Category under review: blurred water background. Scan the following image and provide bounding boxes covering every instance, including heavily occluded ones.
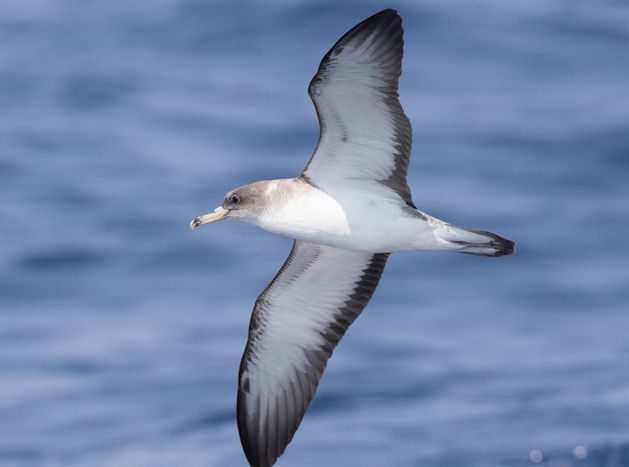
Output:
[1,0,629,466]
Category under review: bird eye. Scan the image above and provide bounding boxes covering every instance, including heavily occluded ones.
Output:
[230,194,241,205]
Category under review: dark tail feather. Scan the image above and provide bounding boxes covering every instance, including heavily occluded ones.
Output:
[438,224,516,257]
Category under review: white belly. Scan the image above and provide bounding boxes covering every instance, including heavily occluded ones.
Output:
[253,180,442,253]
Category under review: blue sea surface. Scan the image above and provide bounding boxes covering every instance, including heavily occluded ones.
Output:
[1,1,629,466]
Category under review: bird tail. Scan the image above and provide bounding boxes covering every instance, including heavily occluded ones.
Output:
[430,219,516,257]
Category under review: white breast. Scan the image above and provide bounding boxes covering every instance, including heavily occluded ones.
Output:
[258,182,351,239]
[253,179,439,253]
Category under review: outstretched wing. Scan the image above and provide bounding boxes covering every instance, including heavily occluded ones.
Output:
[303,9,414,208]
[237,240,389,467]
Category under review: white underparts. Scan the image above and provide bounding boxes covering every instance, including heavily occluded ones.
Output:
[249,178,457,253]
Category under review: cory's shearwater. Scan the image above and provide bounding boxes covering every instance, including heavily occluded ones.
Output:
[190,9,515,467]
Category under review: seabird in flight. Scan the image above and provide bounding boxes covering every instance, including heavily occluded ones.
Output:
[190,8,515,467]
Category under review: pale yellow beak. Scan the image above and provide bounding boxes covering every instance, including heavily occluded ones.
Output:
[190,206,229,229]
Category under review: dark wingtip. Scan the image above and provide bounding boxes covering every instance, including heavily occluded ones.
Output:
[363,8,401,27]
[375,8,399,16]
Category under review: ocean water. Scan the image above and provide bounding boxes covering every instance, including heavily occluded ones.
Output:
[1,1,629,466]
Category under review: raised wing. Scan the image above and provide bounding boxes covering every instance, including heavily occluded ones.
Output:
[237,241,389,467]
[303,9,415,207]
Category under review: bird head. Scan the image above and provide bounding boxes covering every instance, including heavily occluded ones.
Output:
[189,182,267,229]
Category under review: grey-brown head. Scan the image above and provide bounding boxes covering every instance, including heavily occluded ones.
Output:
[189,181,270,229]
